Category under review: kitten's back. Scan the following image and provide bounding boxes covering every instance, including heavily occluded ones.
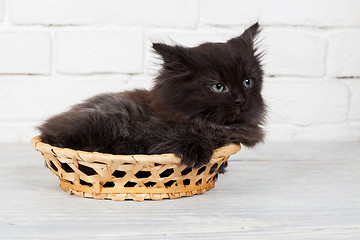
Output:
[38,89,152,154]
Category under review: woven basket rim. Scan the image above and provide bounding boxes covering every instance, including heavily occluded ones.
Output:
[31,136,241,165]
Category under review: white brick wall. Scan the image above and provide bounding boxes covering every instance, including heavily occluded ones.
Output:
[55,30,143,74]
[263,78,349,125]
[263,29,327,77]
[327,30,360,77]
[347,81,360,121]
[0,1,3,22]
[201,0,360,27]
[0,0,360,142]
[0,32,50,74]
[11,0,199,28]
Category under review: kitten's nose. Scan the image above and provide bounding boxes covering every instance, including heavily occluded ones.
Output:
[234,98,245,105]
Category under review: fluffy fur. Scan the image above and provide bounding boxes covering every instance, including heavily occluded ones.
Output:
[39,23,266,169]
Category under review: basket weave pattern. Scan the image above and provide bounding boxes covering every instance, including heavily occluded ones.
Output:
[31,136,240,201]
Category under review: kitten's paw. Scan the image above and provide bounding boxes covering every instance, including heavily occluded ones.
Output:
[180,143,213,168]
[216,161,228,174]
[241,131,265,147]
[241,139,260,147]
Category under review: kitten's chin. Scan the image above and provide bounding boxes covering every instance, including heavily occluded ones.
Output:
[224,108,255,125]
[232,108,246,122]
[223,113,245,125]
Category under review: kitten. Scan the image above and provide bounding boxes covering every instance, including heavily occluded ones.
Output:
[38,23,266,169]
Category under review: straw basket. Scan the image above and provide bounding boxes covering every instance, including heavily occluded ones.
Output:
[31,136,240,201]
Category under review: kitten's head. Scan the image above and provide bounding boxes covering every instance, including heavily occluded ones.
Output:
[152,23,265,126]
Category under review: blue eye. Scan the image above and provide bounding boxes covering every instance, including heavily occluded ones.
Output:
[211,83,225,92]
[243,79,253,88]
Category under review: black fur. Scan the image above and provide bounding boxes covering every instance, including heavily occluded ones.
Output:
[39,23,266,169]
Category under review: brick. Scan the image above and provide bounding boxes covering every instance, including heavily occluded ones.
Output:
[11,0,199,28]
[0,76,134,122]
[55,30,143,74]
[327,30,360,77]
[266,122,360,141]
[0,0,3,23]
[263,29,326,77]
[201,0,360,27]
[262,78,349,126]
[345,81,360,120]
[295,122,360,141]
[146,28,241,74]
[128,74,154,90]
[0,32,50,74]
[264,124,298,141]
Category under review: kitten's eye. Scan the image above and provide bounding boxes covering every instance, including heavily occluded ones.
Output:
[211,83,225,92]
[243,79,254,89]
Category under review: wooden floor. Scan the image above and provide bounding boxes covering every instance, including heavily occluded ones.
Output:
[1,142,360,239]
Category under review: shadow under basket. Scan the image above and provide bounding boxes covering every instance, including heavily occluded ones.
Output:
[31,136,241,201]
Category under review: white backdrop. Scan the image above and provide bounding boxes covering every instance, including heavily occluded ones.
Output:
[1,0,359,142]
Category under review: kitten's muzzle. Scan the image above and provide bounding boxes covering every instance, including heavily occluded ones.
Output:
[234,99,246,106]
[233,94,246,106]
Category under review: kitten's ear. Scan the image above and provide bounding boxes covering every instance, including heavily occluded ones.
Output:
[242,22,261,41]
[227,22,261,49]
[153,43,192,70]
[153,43,177,61]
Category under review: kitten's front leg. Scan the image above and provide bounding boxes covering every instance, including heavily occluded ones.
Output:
[170,129,215,168]
[179,139,214,168]
[149,128,215,168]
[223,124,265,147]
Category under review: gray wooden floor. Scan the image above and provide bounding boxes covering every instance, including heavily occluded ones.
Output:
[1,142,360,239]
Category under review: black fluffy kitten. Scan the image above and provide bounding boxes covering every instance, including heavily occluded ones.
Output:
[39,23,266,169]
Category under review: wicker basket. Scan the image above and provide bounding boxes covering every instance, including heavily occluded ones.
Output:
[31,136,241,201]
